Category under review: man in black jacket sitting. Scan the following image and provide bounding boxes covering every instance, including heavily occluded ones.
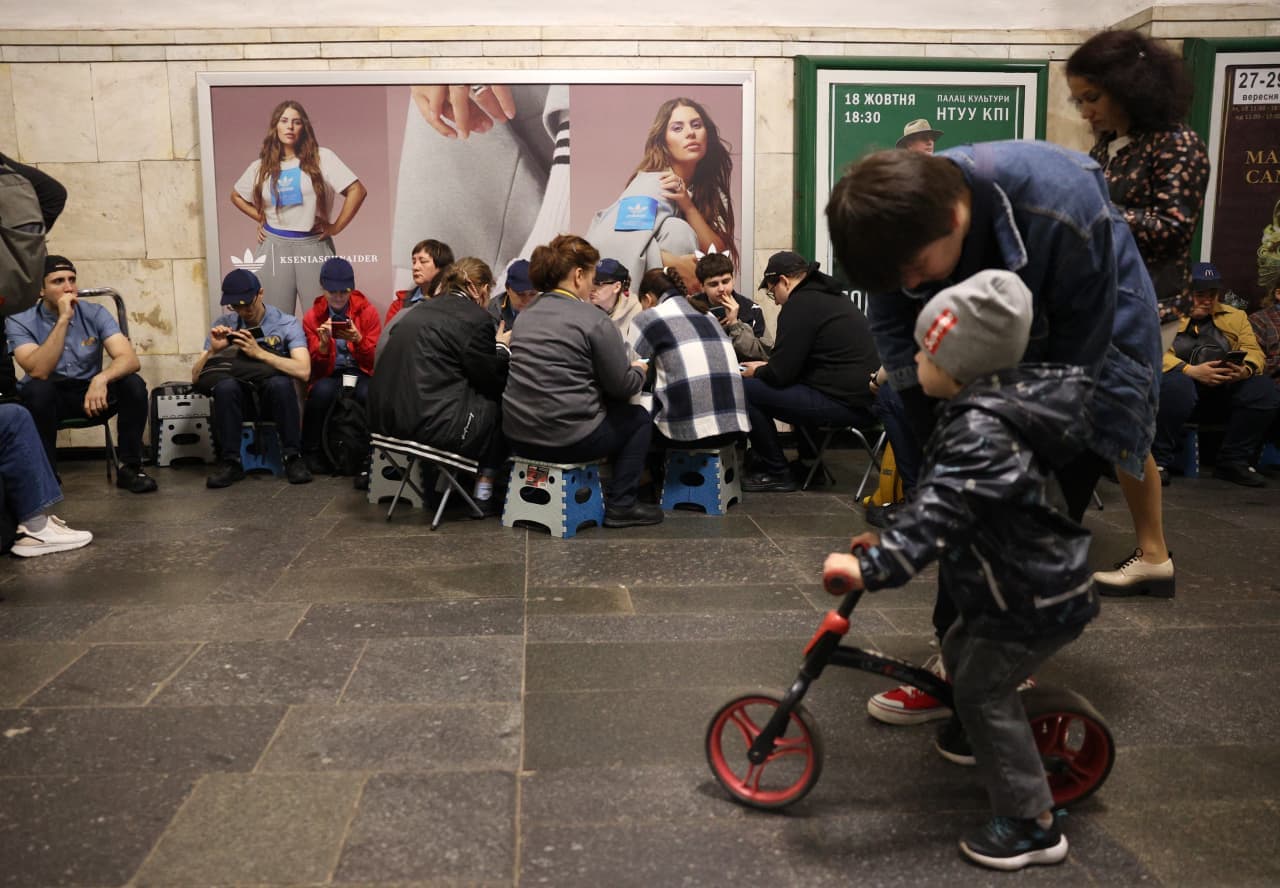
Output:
[740,251,880,492]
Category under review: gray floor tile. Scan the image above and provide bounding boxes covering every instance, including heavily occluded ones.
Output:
[133,773,363,886]
[76,603,307,642]
[257,703,521,772]
[255,561,526,602]
[526,611,825,643]
[528,539,806,587]
[151,639,365,706]
[628,583,813,614]
[293,598,525,640]
[334,772,515,882]
[0,705,284,775]
[0,570,228,605]
[23,642,196,707]
[0,773,194,888]
[341,637,523,704]
[0,605,109,641]
[527,584,634,615]
[0,642,87,706]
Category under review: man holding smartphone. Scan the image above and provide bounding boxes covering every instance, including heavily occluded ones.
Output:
[1154,262,1279,487]
[193,269,312,488]
[301,257,381,474]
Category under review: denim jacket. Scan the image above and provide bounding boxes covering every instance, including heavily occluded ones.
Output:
[868,140,1161,477]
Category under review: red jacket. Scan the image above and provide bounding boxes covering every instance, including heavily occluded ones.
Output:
[303,290,382,387]
[384,287,427,325]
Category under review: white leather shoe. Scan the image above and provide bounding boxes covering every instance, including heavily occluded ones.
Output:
[1094,548,1174,598]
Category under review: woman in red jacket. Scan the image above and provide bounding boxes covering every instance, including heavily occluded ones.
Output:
[301,256,382,472]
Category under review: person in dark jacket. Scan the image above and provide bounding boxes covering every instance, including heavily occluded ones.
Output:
[367,257,510,514]
[824,270,1098,872]
[740,251,879,492]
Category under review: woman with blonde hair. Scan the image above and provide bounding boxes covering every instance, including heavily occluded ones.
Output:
[231,100,367,315]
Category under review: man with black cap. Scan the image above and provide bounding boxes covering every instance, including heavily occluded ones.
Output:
[1149,260,1279,488]
[193,268,312,487]
[589,258,643,345]
[5,255,157,492]
[488,258,539,329]
[740,250,879,492]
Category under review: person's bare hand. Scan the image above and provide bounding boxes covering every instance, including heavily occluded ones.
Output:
[83,376,109,417]
[1184,361,1235,387]
[740,360,766,378]
[495,320,512,348]
[211,326,236,352]
[412,85,516,139]
[869,366,887,395]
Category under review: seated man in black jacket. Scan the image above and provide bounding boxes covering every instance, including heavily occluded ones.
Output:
[740,251,880,492]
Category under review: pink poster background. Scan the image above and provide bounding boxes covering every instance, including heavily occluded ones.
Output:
[209,84,395,319]
[568,84,744,259]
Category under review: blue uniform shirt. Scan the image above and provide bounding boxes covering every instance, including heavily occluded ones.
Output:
[5,300,121,388]
[205,304,307,356]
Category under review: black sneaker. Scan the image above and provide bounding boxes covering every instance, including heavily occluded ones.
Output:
[604,501,664,528]
[284,454,313,485]
[353,471,370,492]
[206,459,246,489]
[1157,465,1171,487]
[934,716,976,766]
[865,501,903,529]
[1213,462,1266,488]
[741,471,798,493]
[116,464,158,494]
[959,815,1068,871]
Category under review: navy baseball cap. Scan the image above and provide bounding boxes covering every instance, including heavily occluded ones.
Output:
[594,258,630,286]
[1191,261,1222,291]
[220,268,261,306]
[319,257,355,292]
[506,259,534,293]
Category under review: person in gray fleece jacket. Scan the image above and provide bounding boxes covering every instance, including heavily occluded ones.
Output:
[502,235,663,528]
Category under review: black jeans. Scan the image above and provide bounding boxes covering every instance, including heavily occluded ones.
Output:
[1152,370,1280,467]
[20,374,148,470]
[210,375,303,459]
[742,378,873,475]
[511,403,652,509]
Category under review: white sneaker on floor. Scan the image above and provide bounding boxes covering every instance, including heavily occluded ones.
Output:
[12,515,93,557]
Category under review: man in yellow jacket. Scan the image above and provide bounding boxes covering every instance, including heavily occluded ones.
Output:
[1154,262,1280,486]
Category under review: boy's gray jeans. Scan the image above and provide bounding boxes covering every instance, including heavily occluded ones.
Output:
[942,621,1084,818]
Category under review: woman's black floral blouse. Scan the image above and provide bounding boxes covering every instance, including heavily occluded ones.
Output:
[1091,123,1210,321]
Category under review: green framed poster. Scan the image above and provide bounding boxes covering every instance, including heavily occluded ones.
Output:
[795,57,1048,293]
[1185,38,1280,309]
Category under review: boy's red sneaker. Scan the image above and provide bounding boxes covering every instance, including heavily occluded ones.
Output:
[866,653,951,725]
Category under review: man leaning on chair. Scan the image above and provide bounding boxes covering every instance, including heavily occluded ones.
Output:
[4,255,157,493]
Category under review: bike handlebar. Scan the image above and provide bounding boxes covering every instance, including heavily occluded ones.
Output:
[822,544,866,596]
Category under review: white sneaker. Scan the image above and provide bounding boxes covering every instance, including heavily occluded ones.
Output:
[12,515,93,558]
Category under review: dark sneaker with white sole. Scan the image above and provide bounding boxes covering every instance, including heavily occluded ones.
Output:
[959,815,1068,871]
[206,459,246,489]
[116,464,158,494]
[741,471,798,493]
[934,716,976,766]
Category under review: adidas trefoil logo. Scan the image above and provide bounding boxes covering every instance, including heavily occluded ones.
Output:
[229,247,267,273]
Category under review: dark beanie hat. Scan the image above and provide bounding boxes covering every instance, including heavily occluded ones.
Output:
[45,255,76,277]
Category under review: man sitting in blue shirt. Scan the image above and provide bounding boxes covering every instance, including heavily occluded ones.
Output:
[5,255,157,493]
[192,269,313,488]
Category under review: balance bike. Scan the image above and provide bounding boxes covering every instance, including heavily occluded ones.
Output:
[705,559,1116,811]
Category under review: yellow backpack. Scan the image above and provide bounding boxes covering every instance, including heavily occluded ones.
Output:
[860,442,904,507]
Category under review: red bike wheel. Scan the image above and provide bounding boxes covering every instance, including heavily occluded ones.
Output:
[705,694,823,810]
[1024,687,1116,807]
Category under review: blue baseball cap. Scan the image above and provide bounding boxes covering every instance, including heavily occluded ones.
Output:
[1191,262,1222,291]
[594,258,630,286]
[506,259,534,293]
[319,256,355,292]
[220,268,261,305]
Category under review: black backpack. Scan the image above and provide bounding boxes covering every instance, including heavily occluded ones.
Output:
[322,388,371,476]
[0,159,47,318]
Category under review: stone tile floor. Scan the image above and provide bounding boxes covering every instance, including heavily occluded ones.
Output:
[1,451,1277,886]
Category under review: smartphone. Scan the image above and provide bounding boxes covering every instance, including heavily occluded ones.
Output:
[709,305,728,320]
[244,326,264,340]
[1224,350,1247,365]
[330,317,353,334]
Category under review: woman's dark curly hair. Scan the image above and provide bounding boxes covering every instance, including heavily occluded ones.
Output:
[1066,29,1193,131]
